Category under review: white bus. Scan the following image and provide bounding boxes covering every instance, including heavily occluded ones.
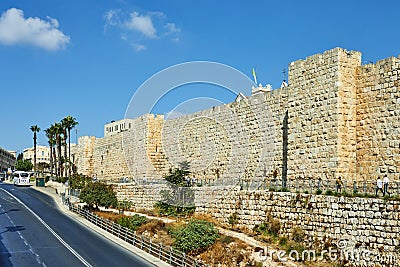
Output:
[13,171,32,186]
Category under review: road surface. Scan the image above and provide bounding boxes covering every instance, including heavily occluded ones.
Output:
[0,183,155,267]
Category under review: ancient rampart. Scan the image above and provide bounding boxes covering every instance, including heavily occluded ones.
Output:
[73,47,400,183]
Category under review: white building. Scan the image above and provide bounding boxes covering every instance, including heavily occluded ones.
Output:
[23,146,50,164]
[104,119,136,137]
[0,147,15,172]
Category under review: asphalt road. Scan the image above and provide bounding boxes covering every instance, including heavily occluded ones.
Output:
[0,183,155,267]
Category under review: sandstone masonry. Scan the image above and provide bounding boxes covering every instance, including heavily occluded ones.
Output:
[73,47,400,183]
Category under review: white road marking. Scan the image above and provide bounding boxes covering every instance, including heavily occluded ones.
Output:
[0,188,93,267]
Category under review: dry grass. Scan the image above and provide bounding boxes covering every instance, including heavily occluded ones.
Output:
[94,211,125,222]
[197,235,259,266]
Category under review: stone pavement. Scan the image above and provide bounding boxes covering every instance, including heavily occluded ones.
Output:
[31,183,171,267]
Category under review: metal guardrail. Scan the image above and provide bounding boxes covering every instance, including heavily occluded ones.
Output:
[69,188,81,197]
[253,178,400,196]
[69,205,206,267]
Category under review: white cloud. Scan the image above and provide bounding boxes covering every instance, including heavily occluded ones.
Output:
[120,33,127,41]
[125,12,156,38]
[132,43,147,52]
[0,8,70,51]
[104,9,181,51]
[164,23,180,35]
[104,9,121,29]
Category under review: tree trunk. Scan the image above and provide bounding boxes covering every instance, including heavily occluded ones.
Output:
[52,146,57,177]
[57,134,62,177]
[64,131,68,177]
[68,128,71,178]
[33,133,37,175]
[49,144,53,177]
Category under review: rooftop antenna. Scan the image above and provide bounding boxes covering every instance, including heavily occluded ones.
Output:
[282,68,287,81]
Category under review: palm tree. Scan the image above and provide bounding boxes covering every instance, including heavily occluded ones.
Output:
[61,121,68,177]
[61,116,78,177]
[30,125,41,175]
[44,126,56,177]
[52,122,63,177]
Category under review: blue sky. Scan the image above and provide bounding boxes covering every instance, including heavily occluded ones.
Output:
[0,0,399,154]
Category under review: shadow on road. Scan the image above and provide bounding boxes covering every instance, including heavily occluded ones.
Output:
[0,209,20,215]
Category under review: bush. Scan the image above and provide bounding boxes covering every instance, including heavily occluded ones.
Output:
[154,201,195,217]
[316,189,322,195]
[169,219,219,254]
[79,181,118,210]
[117,199,133,211]
[70,173,91,189]
[116,214,147,231]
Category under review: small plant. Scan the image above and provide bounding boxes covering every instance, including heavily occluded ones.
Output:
[279,236,288,246]
[341,191,351,197]
[228,213,238,226]
[219,235,233,244]
[117,199,133,212]
[169,219,219,254]
[254,216,281,237]
[325,189,333,195]
[304,190,309,194]
[116,214,147,231]
[316,189,322,195]
[291,227,305,243]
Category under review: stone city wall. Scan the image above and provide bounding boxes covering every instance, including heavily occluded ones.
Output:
[112,183,400,266]
[356,57,400,181]
[73,47,400,183]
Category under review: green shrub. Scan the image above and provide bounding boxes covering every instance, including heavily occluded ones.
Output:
[154,201,195,217]
[325,189,333,196]
[79,181,118,210]
[70,173,91,189]
[118,199,133,211]
[169,219,219,253]
[228,213,238,226]
[279,236,288,246]
[291,227,305,243]
[254,217,281,237]
[316,189,322,195]
[117,214,147,231]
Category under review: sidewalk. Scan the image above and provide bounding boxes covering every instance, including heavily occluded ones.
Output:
[32,183,171,267]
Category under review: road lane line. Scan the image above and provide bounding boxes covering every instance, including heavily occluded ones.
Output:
[0,188,93,267]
